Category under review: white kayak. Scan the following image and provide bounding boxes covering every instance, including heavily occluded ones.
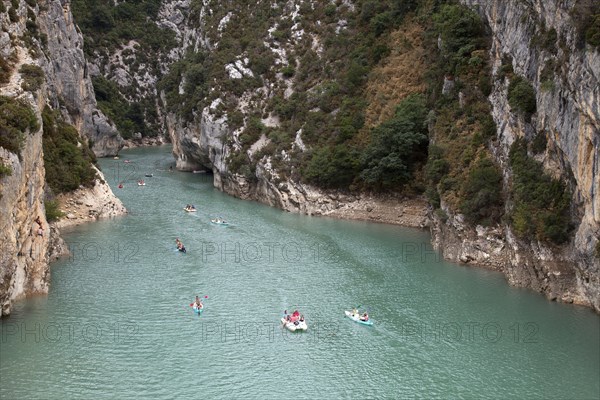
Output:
[211,219,229,225]
[184,208,197,212]
[344,311,373,326]
[281,318,307,332]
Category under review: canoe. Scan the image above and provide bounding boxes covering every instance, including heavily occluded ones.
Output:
[281,317,307,332]
[344,311,373,326]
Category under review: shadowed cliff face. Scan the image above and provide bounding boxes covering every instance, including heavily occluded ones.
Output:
[37,0,123,156]
[429,0,599,310]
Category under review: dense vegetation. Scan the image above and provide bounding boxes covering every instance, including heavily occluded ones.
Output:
[71,0,175,56]
[42,107,98,193]
[71,0,175,137]
[423,2,504,226]
[0,95,40,157]
[71,0,579,245]
[509,138,572,244]
[93,76,157,138]
[157,0,425,189]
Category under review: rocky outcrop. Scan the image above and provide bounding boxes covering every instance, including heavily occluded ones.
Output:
[53,167,127,229]
[427,0,599,311]
[37,0,123,156]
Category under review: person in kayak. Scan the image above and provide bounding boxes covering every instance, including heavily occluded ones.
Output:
[176,238,186,253]
[360,312,369,322]
[194,296,203,309]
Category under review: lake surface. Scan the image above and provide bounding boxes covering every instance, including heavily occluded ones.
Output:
[1,146,598,399]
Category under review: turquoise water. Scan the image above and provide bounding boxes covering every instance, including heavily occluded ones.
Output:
[1,146,599,399]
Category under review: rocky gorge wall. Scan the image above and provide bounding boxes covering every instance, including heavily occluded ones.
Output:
[161,0,599,312]
[428,0,599,310]
[37,0,123,157]
[0,0,126,316]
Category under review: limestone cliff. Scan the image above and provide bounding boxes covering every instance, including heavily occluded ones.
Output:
[0,0,125,316]
[429,0,599,310]
[0,113,49,316]
[37,0,123,156]
[156,0,598,311]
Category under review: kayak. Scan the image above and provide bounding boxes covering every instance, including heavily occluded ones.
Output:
[184,208,197,212]
[211,219,229,226]
[145,173,153,177]
[192,305,204,314]
[138,182,146,186]
[344,311,373,326]
[281,318,307,332]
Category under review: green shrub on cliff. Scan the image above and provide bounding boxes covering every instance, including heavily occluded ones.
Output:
[359,94,428,190]
[433,3,485,57]
[0,160,12,178]
[20,64,45,92]
[585,14,600,47]
[460,157,504,226]
[0,96,40,156]
[45,199,64,222]
[92,76,152,139]
[509,138,572,244]
[0,54,11,85]
[42,107,98,194]
[303,144,361,188]
[508,76,537,118]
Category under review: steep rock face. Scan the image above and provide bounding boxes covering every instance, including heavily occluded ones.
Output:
[0,0,125,316]
[0,120,50,316]
[161,0,598,311]
[37,0,123,156]
[166,103,428,226]
[428,0,599,310]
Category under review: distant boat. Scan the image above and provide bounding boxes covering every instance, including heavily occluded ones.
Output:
[193,170,206,174]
